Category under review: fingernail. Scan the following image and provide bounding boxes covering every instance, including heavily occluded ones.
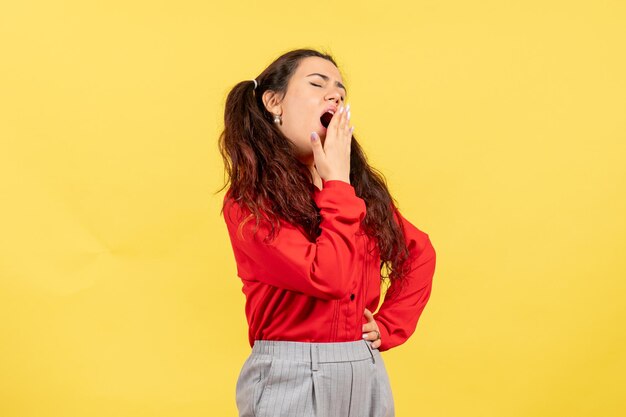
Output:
[346,103,351,112]
[310,132,317,141]
[347,111,351,120]
[362,333,368,339]
[339,105,344,114]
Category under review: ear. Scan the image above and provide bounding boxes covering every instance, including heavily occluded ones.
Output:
[262,90,283,116]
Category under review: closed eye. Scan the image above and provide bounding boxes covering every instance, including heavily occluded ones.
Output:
[310,82,345,102]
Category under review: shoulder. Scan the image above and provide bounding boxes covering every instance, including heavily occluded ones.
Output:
[222,191,253,235]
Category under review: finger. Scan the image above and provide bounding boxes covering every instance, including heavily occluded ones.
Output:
[310,132,325,160]
[372,339,381,349]
[329,104,344,132]
[340,107,351,143]
[362,330,378,340]
[339,103,348,131]
[362,322,376,332]
[345,109,354,143]
[329,104,343,136]
[344,125,354,152]
[362,308,375,333]
[323,105,343,148]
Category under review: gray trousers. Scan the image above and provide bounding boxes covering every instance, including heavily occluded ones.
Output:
[235,339,395,417]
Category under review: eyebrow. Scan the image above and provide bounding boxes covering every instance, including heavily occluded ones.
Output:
[306,73,347,94]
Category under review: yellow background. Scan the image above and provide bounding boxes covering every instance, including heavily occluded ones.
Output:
[1,0,625,416]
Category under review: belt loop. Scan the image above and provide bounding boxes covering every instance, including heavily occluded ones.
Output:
[311,344,319,371]
[365,339,376,364]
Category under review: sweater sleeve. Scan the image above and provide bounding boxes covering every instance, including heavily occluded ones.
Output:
[222,180,366,300]
[374,208,437,352]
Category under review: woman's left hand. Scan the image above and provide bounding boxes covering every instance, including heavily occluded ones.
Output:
[362,308,382,349]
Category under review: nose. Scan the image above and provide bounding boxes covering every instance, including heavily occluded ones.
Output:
[326,89,342,104]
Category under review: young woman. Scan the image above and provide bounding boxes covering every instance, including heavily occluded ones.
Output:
[218,48,437,417]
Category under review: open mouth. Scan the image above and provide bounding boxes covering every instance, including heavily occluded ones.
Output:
[320,111,334,128]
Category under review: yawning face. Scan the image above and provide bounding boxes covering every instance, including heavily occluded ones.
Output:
[261,56,347,165]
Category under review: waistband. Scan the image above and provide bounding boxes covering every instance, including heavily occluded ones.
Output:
[251,339,378,368]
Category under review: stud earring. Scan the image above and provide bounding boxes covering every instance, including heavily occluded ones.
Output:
[273,114,282,125]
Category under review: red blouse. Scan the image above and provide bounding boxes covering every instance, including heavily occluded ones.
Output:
[222,179,436,352]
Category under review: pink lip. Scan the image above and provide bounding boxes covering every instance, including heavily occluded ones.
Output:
[321,106,338,117]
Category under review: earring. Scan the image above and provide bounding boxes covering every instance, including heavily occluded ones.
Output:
[273,114,282,125]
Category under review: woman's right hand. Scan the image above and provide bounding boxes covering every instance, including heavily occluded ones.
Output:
[310,103,354,184]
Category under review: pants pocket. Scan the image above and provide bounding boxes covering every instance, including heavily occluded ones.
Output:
[254,357,276,416]
[235,355,275,417]
[258,359,315,417]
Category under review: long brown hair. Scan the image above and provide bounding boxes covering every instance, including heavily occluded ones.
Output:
[217,48,413,296]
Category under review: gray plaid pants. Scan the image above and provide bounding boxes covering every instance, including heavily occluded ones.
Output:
[235,339,395,416]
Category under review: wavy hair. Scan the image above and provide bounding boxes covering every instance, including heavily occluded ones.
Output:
[217,48,413,296]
